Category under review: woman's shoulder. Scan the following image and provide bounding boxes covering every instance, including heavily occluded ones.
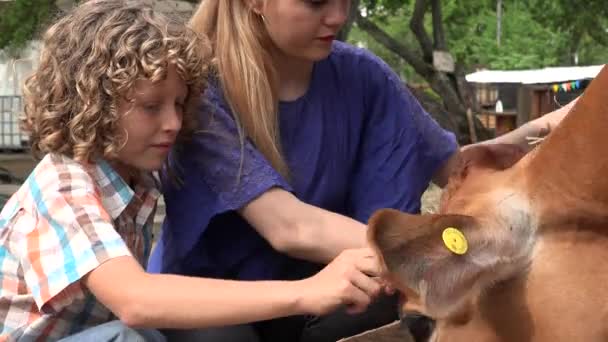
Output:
[321,41,406,107]
[201,73,226,107]
[328,41,396,76]
[197,74,236,124]
[325,41,402,90]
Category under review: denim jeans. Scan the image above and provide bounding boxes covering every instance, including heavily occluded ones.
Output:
[57,320,166,342]
[159,294,400,342]
[161,324,260,342]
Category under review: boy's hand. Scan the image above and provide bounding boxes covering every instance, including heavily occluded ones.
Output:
[296,248,383,316]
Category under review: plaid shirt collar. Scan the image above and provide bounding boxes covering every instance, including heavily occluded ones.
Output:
[88,159,161,220]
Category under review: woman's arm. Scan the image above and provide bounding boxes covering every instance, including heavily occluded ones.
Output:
[85,248,381,329]
[432,96,579,186]
[240,188,367,263]
[472,96,576,151]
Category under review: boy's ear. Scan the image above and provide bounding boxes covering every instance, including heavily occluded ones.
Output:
[368,209,530,319]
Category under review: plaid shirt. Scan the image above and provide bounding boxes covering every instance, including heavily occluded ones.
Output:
[0,154,160,341]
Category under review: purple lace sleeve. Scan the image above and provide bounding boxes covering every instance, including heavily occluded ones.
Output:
[346,54,458,221]
[180,89,291,212]
[180,89,292,211]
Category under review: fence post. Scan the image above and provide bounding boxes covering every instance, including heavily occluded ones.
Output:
[466,108,478,143]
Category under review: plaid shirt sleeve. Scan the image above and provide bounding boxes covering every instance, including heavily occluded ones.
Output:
[12,167,133,313]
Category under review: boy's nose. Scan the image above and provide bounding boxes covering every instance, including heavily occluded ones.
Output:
[163,106,183,133]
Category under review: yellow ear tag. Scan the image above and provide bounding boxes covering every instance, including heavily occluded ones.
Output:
[442,227,468,255]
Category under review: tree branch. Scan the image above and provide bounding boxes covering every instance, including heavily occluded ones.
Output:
[337,0,361,41]
[409,0,433,62]
[355,12,432,76]
[430,0,447,50]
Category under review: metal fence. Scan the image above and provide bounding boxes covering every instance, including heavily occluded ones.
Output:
[0,96,27,151]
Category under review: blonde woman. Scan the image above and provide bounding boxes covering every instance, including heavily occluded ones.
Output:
[149,1,574,341]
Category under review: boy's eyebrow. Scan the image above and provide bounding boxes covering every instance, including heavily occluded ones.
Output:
[131,86,163,99]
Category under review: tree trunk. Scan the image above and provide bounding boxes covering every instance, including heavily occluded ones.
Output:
[496,0,502,47]
[336,0,361,42]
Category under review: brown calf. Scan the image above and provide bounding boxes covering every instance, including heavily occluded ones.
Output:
[368,65,608,342]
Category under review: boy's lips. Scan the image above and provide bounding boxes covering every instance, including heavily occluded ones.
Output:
[151,142,173,150]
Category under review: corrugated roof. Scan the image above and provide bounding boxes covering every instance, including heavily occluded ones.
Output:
[466,65,604,84]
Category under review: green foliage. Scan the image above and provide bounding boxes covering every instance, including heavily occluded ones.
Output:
[2,0,606,70]
[348,6,425,83]
[0,0,57,56]
[528,0,608,65]
[444,1,568,70]
[577,34,608,65]
[360,0,413,21]
[528,0,608,45]
[353,0,608,72]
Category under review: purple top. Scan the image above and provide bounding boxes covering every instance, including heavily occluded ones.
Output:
[147,41,458,280]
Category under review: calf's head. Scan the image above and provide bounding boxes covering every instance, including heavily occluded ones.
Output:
[368,144,537,319]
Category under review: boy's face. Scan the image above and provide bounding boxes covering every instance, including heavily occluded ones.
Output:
[114,64,187,176]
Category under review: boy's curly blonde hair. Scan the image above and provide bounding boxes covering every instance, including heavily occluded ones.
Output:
[22,0,209,163]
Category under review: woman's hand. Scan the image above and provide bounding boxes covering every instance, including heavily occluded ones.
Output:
[433,95,583,187]
[533,95,579,134]
[296,248,383,316]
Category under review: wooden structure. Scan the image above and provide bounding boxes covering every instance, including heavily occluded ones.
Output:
[339,321,414,342]
[515,81,587,125]
[477,109,518,136]
[467,65,601,136]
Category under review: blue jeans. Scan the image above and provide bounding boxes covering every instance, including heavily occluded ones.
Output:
[57,320,166,342]
[160,294,400,342]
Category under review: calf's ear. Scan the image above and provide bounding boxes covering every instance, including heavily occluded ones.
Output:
[368,209,531,319]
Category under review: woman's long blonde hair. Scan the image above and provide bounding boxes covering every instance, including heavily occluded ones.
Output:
[190,0,289,178]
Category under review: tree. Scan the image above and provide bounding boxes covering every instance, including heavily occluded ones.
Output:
[0,0,58,56]
[528,0,608,66]
[348,0,607,142]
[444,1,568,70]
[336,0,361,41]
[355,0,491,143]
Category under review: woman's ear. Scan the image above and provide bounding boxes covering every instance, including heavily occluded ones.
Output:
[246,0,264,15]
